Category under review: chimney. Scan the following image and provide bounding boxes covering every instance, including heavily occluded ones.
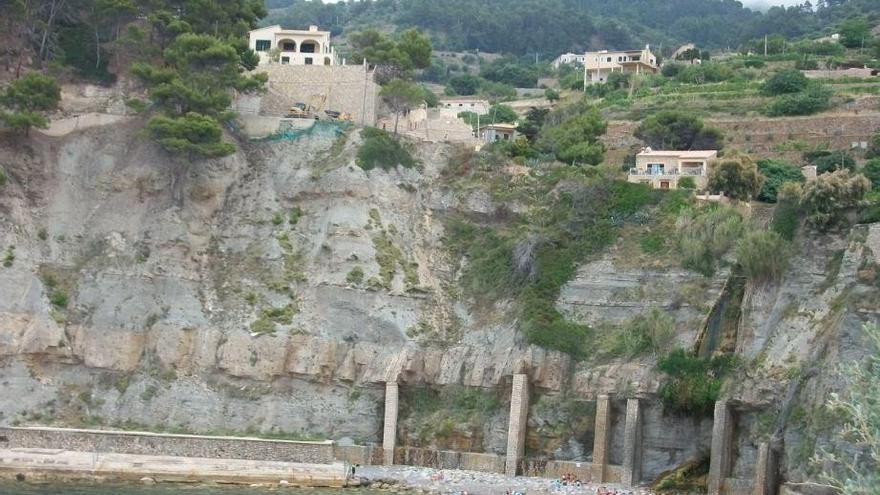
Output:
[309,25,318,32]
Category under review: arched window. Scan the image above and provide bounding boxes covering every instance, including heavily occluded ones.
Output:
[300,40,319,53]
[278,39,296,52]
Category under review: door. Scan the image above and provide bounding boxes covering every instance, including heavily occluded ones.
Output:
[660,180,670,189]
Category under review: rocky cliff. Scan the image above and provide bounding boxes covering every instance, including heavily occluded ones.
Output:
[1,107,878,486]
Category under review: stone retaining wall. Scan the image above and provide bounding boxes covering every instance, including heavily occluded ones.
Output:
[1,427,334,464]
[334,444,384,466]
[254,65,379,126]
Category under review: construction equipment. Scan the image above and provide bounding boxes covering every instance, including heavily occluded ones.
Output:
[323,110,352,122]
[286,105,310,119]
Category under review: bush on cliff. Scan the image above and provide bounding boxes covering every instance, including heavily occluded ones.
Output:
[356,127,417,171]
[657,349,736,416]
[735,230,791,283]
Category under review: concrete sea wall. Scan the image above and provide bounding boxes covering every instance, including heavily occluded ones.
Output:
[0,427,334,464]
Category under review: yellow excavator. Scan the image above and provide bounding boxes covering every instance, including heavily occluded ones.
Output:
[285,102,310,119]
[285,94,351,121]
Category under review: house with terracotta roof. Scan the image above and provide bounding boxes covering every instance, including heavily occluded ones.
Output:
[584,46,658,83]
[627,149,717,189]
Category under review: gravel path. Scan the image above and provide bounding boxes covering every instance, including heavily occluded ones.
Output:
[358,465,656,495]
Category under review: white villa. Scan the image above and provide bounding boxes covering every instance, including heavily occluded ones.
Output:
[627,149,717,190]
[248,25,340,66]
[552,52,586,69]
[584,46,658,83]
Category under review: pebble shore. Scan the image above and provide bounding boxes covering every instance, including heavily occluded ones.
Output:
[358,465,656,495]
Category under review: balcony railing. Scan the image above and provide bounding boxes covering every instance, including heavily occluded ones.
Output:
[628,168,705,177]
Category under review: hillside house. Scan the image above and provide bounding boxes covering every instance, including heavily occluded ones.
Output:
[627,149,717,190]
[248,25,340,66]
[584,46,658,83]
[552,52,586,69]
[479,123,518,143]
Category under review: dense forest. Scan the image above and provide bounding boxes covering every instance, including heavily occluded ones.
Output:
[262,0,880,55]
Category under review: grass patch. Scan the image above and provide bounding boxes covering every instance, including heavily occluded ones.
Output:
[676,205,745,277]
[2,246,14,267]
[250,303,298,335]
[639,232,666,254]
[657,349,736,416]
[289,207,304,225]
[735,230,791,283]
[346,266,364,285]
[596,308,676,359]
[125,98,148,113]
[372,227,419,291]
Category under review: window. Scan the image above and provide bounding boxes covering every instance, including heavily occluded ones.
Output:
[305,57,313,65]
[282,42,295,51]
[281,56,290,65]
[255,40,271,52]
[618,56,623,62]
[607,57,612,62]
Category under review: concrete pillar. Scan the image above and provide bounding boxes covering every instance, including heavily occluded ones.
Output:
[382,382,398,466]
[505,374,529,477]
[621,398,643,486]
[591,394,612,483]
[708,401,735,495]
[753,442,778,495]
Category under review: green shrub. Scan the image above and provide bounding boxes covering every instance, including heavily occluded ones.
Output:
[771,200,801,241]
[794,59,819,70]
[356,128,417,171]
[640,232,666,254]
[536,105,607,165]
[675,63,734,84]
[678,177,697,189]
[146,113,235,157]
[806,150,855,174]
[661,63,684,78]
[597,308,675,359]
[765,86,831,117]
[756,159,805,202]
[49,290,69,308]
[801,170,872,231]
[743,58,766,69]
[762,69,810,95]
[634,110,723,151]
[289,207,304,225]
[446,74,481,95]
[735,230,791,282]
[2,246,14,267]
[861,159,880,189]
[707,152,765,201]
[0,168,6,187]
[125,98,148,113]
[346,266,365,285]
[657,349,735,416]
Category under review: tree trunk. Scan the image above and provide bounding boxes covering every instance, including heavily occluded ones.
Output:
[393,111,400,136]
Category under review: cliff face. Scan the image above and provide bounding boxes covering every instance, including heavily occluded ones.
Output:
[0,119,569,445]
[0,113,878,484]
